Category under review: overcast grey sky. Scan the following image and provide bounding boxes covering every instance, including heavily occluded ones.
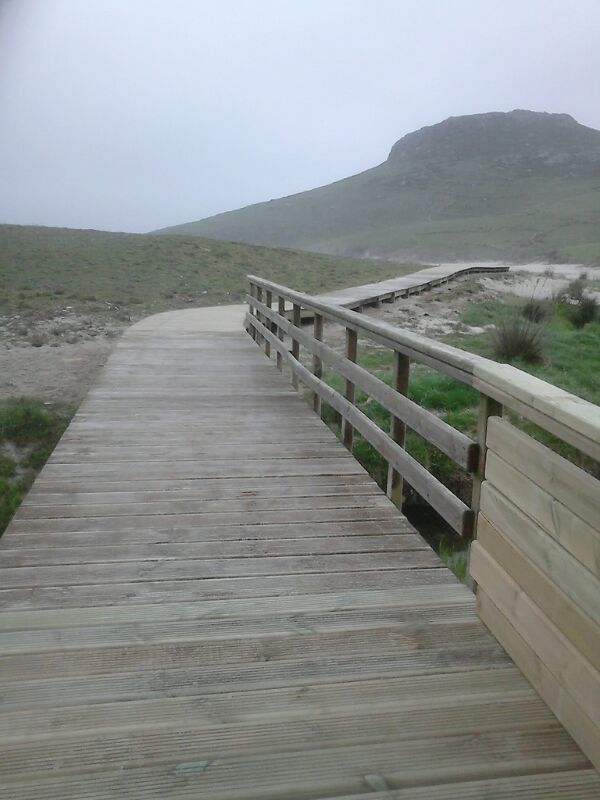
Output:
[1,0,599,233]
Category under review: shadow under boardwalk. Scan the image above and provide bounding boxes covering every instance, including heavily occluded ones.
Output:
[0,309,597,798]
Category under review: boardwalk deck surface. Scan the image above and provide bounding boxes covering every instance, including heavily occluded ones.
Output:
[315,263,508,309]
[0,306,598,798]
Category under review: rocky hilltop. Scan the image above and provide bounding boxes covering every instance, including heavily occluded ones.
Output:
[157,111,600,263]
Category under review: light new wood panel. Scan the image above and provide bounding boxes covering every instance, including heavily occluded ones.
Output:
[475,415,600,774]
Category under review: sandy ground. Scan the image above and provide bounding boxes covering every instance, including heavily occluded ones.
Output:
[319,262,599,350]
[1,262,596,405]
[484,271,600,301]
[0,310,127,404]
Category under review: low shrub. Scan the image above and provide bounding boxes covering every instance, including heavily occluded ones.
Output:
[437,537,469,582]
[0,477,23,535]
[559,278,586,304]
[0,398,73,536]
[522,298,550,323]
[0,398,57,445]
[491,317,545,363]
[563,295,599,329]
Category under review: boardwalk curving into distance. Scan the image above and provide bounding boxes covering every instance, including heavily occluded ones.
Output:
[314,262,509,309]
[0,301,598,798]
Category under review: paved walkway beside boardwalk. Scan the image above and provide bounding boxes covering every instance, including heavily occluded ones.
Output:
[0,303,597,798]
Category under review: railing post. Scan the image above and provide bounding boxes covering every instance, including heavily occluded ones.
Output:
[342,327,358,450]
[277,296,285,371]
[471,393,503,525]
[386,351,410,508]
[312,313,323,415]
[264,289,272,358]
[256,286,264,347]
[291,303,301,389]
[248,282,257,341]
[466,394,503,592]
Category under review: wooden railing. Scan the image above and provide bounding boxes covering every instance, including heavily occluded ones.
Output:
[246,274,600,771]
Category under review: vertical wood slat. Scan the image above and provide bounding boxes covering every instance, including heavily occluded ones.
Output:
[386,352,410,508]
[342,328,358,450]
[291,303,301,389]
[312,313,324,415]
[276,296,285,371]
[471,395,503,529]
[467,394,502,591]
[264,290,272,358]
[256,286,264,347]
[248,282,257,340]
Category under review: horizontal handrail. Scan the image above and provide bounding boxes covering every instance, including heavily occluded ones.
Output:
[248,274,600,461]
[248,274,480,383]
[246,275,600,539]
[246,311,473,535]
[249,294,478,472]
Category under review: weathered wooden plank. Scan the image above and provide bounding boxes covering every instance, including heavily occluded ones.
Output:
[0,642,511,709]
[0,603,479,655]
[15,492,392,520]
[0,567,457,611]
[1,519,413,549]
[50,443,348,462]
[0,618,501,682]
[0,666,531,738]
[0,532,429,567]
[387,351,410,506]
[0,730,586,798]
[7,505,402,536]
[0,549,443,588]
[0,698,561,778]
[0,584,471,630]
[3,769,599,800]
[21,480,380,507]
[341,326,358,449]
[25,473,376,496]
[39,456,366,481]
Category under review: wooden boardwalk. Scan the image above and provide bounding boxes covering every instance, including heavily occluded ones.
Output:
[315,262,508,309]
[0,306,598,798]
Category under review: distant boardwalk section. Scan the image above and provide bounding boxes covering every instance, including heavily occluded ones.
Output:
[315,262,509,309]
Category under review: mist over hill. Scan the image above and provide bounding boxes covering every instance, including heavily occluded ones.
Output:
[157,111,600,263]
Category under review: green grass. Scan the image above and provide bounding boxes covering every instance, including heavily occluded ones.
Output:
[0,224,419,320]
[0,399,73,536]
[453,297,600,405]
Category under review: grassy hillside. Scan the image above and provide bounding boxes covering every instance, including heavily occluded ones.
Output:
[158,111,600,263]
[0,224,418,318]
